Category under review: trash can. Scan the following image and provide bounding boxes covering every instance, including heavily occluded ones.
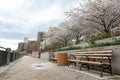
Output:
[57,53,68,66]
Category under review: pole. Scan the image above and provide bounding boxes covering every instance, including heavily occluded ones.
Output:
[6,48,11,65]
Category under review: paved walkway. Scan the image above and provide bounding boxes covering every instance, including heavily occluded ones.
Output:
[0,53,119,80]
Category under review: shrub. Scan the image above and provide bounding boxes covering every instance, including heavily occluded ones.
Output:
[52,38,120,52]
[89,38,95,45]
[75,39,81,44]
[93,33,112,41]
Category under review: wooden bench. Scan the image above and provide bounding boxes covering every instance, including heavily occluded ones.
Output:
[50,57,57,63]
[49,54,57,63]
[68,50,113,77]
[49,52,57,63]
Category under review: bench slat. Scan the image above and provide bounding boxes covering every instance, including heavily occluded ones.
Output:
[68,59,80,62]
[68,59,110,65]
[75,56,111,59]
[51,58,57,60]
[79,61,110,65]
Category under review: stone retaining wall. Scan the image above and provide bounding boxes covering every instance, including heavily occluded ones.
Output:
[54,45,120,74]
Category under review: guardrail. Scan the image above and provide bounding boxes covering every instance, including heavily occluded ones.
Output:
[0,46,22,66]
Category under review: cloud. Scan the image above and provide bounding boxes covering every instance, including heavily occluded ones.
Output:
[0,0,80,30]
[0,15,26,25]
[0,0,81,49]
[0,38,22,50]
[0,0,25,11]
[26,5,63,26]
[0,1,65,34]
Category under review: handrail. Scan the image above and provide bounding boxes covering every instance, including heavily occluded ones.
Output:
[0,46,6,50]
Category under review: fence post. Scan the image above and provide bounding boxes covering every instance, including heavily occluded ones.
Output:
[6,48,11,65]
[12,51,15,61]
[0,51,2,66]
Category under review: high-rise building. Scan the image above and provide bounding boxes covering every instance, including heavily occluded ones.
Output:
[18,42,27,51]
[37,32,44,46]
[28,41,36,47]
[24,37,28,44]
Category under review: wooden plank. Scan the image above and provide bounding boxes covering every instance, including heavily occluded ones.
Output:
[74,50,112,54]
[68,59,80,62]
[75,56,111,59]
[79,61,110,65]
[68,59,110,65]
[51,58,57,60]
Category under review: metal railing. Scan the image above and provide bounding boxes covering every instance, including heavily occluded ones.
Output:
[0,46,22,66]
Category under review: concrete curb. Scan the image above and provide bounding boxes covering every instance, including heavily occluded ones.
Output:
[65,67,120,80]
[0,57,23,74]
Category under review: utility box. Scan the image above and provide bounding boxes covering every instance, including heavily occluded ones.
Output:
[57,53,68,66]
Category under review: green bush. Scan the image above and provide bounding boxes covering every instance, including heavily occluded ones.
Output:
[51,46,82,52]
[93,33,112,41]
[113,31,120,36]
[75,39,81,44]
[52,38,120,52]
[89,38,96,45]
[94,38,120,47]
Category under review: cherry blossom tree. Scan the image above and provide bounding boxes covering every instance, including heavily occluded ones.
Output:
[65,8,94,43]
[66,0,120,35]
[54,23,73,46]
[82,0,120,34]
[46,0,120,47]
[46,27,59,45]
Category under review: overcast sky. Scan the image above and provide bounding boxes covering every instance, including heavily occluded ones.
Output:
[0,0,83,50]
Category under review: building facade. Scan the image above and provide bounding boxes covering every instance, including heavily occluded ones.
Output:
[37,32,45,46]
[18,42,27,51]
[24,37,28,44]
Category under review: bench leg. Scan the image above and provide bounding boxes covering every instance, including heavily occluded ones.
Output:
[79,63,89,70]
[109,65,113,76]
[68,62,76,67]
[68,61,72,67]
[79,63,82,70]
[68,61,71,67]
[87,64,90,70]
[74,62,76,67]
[100,65,104,77]
[72,62,76,67]
[100,65,113,77]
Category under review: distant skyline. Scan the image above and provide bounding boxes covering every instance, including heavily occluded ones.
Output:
[0,0,84,50]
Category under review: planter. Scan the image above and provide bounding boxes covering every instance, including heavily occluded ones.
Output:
[57,53,68,66]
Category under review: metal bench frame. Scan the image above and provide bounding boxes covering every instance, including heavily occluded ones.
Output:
[68,50,113,77]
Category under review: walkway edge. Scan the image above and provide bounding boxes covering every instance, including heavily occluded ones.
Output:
[0,56,23,74]
[65,67,120,80]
